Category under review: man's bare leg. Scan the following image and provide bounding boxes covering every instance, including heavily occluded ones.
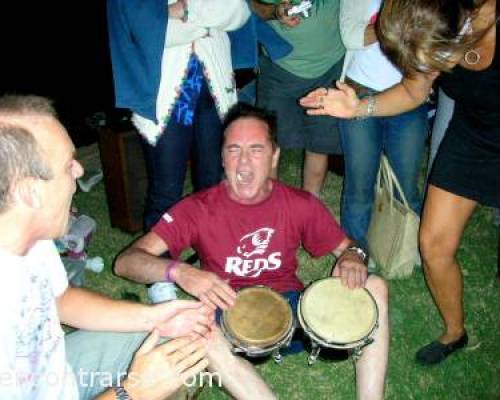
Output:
[206,327,276,400]
[355,275,389,400]
[303,151,328,196]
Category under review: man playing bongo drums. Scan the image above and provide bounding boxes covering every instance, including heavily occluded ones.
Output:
[116,104,389,400]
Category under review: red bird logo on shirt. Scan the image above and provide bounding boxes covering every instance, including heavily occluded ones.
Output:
[236,228,275,258]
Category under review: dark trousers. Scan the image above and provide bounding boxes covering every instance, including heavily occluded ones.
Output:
[141,80,223,231]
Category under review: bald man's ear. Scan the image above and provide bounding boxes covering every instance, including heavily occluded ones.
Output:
[271,146,280,170]
[13,178,42,209]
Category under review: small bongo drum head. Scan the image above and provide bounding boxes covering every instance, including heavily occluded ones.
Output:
[300,278,377,344]
[224,286,292,347]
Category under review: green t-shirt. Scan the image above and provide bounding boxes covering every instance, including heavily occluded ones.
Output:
[268,0,345,79]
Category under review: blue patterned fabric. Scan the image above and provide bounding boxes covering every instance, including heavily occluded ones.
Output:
[172,55,204,126]
[108,0,291,120]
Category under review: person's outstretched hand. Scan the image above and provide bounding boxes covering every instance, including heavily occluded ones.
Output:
[299,81,360,118]
[123,330,209,400]
[150,300,214,339]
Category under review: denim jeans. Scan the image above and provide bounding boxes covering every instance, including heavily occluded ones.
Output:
[141,79,223,231]
[339,103,428,249]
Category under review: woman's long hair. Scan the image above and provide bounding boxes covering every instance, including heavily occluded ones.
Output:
[377,0,491,76]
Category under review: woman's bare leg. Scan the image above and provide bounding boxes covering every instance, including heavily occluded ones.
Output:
[419,184,477,343]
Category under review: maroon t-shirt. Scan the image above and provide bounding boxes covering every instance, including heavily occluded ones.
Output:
[153,180,346,292]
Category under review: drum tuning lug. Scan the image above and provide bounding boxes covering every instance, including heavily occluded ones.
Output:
[308,342,321,365]
[273,351,283,364]
[308,354,318,366]
[352,347,363,362]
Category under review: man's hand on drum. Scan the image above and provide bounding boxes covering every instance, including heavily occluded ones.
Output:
[152,300,215,339]
[299,82,360,118]
[124,330,209,400]
[332,251,368,289]
[172,264,237,310]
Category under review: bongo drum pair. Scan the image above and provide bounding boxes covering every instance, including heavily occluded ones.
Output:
[221,278,378,365]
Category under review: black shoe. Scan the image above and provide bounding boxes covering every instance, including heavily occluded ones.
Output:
[416,332,468,365]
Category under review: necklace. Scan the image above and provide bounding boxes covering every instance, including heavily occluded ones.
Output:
[464,48,481,64]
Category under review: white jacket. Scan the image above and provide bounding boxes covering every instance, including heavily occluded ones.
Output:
[339,0,372,81]
[133,0,250,145]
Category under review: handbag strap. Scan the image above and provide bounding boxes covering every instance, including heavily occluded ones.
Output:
[377,155,411,208]
[375,156,395,209]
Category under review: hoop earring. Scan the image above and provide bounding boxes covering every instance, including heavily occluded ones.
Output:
[464,49,481,65]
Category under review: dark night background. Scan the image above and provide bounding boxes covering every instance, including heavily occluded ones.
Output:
[2,2,115,147]
[2,2,253,148]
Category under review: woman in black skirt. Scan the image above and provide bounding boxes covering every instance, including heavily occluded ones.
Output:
[300,0,499,365]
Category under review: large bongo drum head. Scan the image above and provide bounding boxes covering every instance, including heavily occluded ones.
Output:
[223,286,292,348]
[300,278,377,345]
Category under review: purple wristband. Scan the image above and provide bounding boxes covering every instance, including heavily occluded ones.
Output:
[164,260,180,283]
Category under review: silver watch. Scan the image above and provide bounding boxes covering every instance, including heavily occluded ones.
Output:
[113,385,131,400]
[344,245,368,265]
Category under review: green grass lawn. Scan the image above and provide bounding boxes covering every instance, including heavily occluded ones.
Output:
[75,148,500,400]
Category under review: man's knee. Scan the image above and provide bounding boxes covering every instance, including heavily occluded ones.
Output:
[206,327,261,386]
[366,275,388,313]
[206,327,240,366]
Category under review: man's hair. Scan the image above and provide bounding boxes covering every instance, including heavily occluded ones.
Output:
[378,0,490,76]
[222,103,278,149]
[0,95,57,213]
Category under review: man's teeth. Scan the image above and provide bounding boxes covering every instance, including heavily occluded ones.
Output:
[237,171,252,183]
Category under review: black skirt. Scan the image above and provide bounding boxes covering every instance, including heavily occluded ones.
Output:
[429,108,500,207]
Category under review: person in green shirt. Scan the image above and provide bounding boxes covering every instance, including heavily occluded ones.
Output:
[252,0,345,196]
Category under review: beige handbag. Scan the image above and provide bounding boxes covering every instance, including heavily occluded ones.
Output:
[367,156,420,279]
